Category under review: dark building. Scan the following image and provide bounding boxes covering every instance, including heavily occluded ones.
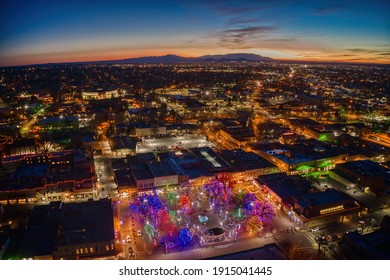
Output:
[339,215,390,260]
[335,160,389,193]
[110,135,137,157]
[339,134,389,162]
[19,199,115,260]
[7,138,36,156]
[205,243,287,260]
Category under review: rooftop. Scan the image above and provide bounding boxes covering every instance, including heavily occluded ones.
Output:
[256,172,358,218]
[219,149,276,171]
[190,147,231,171]
[131,162,154,180]
[58,199,115,246]
[255,173,309,201]
[148,159,177,177]
[337,160,388,177]
[205,243,287,260]
[342,229,390,260]
[111,135,137,150]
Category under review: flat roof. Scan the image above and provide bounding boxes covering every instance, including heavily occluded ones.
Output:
[288,118,319,127]
[292,140,348,159]
[190,147,230,171]
[148,160,177,177]
[219,149,276,171]
[220,127,256,141]
[19,199,114,258]
[337,160,388,177]
[8,138,35,149]
[206,243,287,260]
[38,115,78,125]
[12,164,49,178]
[18,203,61,257]
[111,135,137,150]
[343,230,390,260]
[256,173,308,201]
[131,163,154,180]
[265,148,313,165]
[58,199,115,245]
[168,150,214,179]
[113,169,135,188]
[340,134,389,157]
[297,189,355,210]
[257,173,358,218]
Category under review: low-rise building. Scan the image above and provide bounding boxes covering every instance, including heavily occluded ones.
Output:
[18,199,115,260]
[131,123,166,137]
[252,140,351,174]
[37,115,79,132]
[339,215,390,260]
[110,135,137,157]
[303,126,335,142]
[334,160,389,193]
[339,134,389,162]
[219,127,256,149]
[6,138,36,156]
[253,143,316,174]
[0,151,96,204]
[81,89,119,100]
[255,173,360,227]
[218,149,279,182]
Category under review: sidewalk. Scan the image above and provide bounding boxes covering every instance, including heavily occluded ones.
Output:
[142,233,275,260]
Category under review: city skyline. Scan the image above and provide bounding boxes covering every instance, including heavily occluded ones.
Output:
[1,0,389,66]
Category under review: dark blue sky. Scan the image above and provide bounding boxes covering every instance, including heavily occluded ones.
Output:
[1,0,389,66]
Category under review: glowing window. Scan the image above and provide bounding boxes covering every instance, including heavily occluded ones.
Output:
[320,205,344,215]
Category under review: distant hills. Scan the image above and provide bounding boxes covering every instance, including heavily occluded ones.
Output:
[198,53,273,62]
[43,53,273,66]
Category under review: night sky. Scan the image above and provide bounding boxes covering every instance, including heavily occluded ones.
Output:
[0,0,389,66]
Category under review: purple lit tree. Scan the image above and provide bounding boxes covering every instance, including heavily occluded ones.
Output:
[251,200,276,225]
[203,179,232,209]
[137,203,150,217]
[134,193,163,220]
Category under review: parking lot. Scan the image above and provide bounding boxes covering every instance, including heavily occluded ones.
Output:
[136,134,214,153]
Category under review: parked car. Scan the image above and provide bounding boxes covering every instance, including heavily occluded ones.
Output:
[310,226,319,232]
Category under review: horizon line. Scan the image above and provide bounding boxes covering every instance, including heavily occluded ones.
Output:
[1,52,389,68]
